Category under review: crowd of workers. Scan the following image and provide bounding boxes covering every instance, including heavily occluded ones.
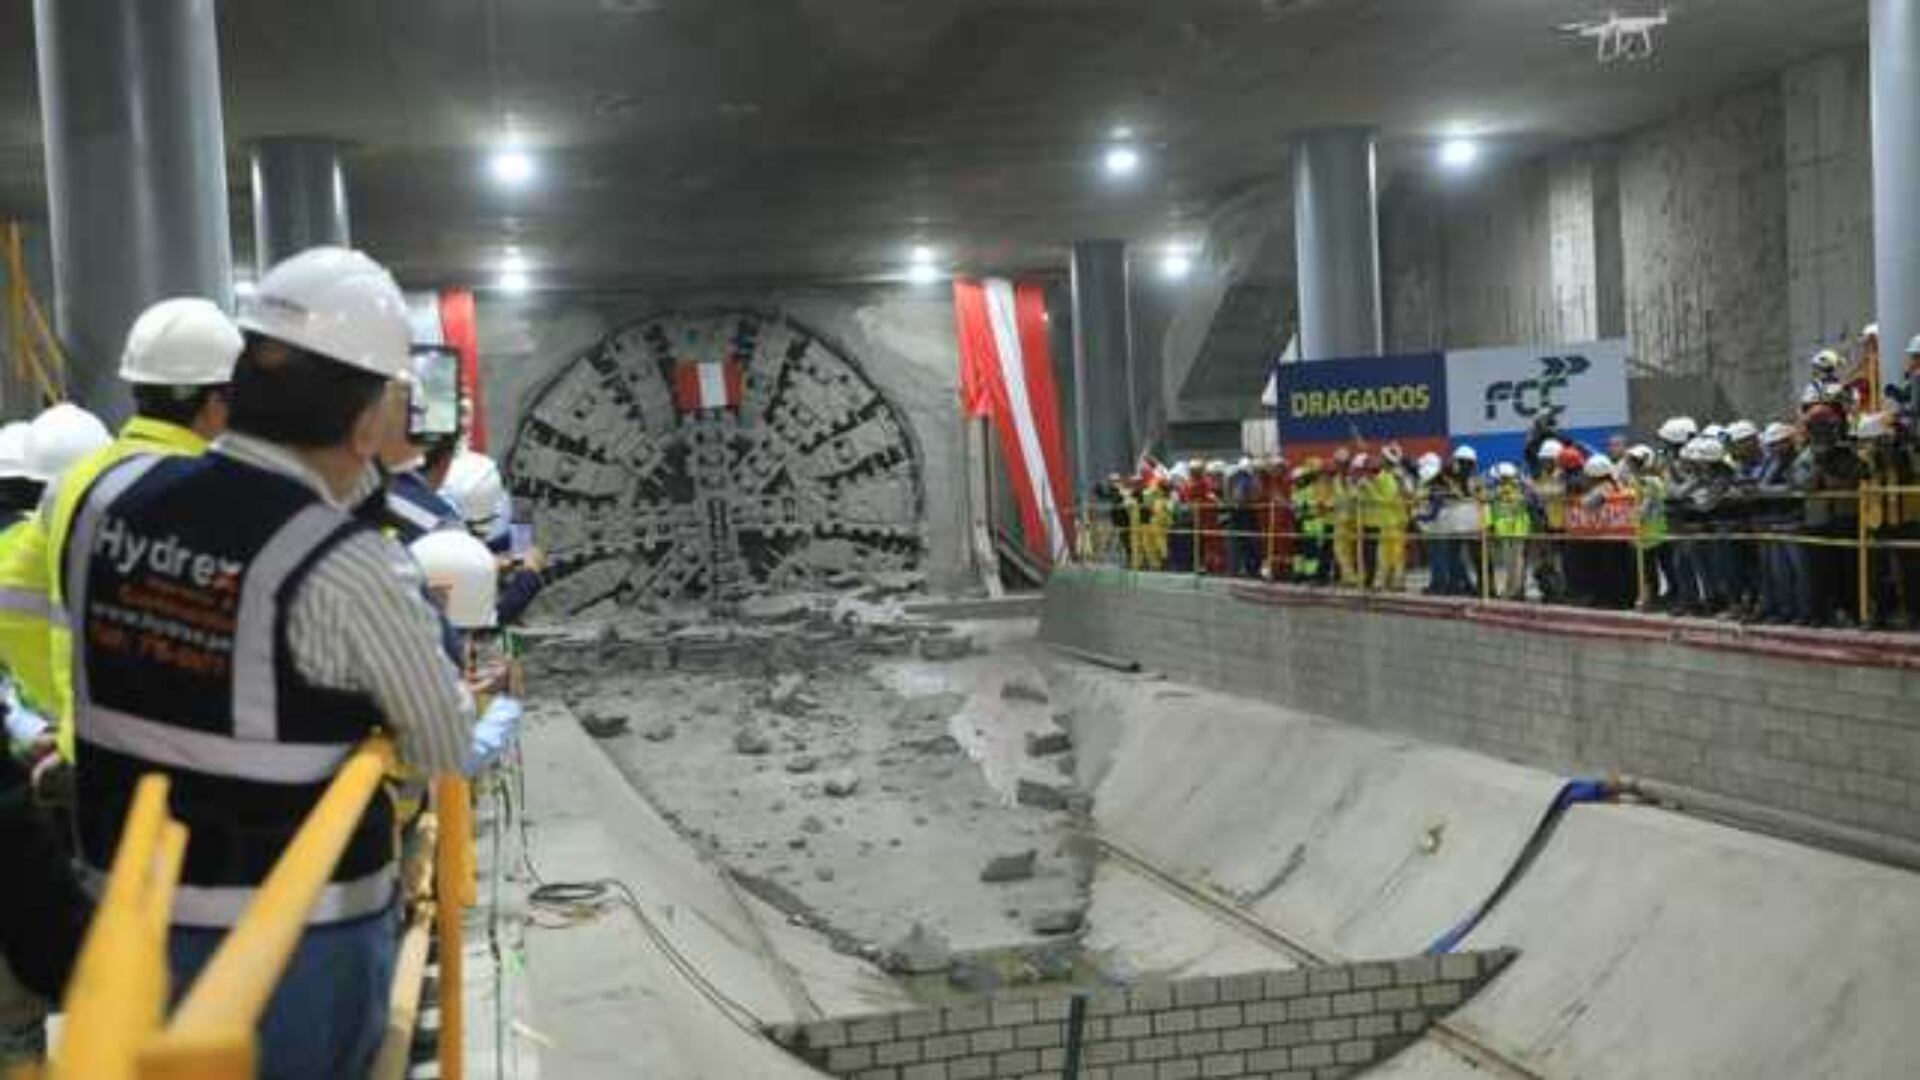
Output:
[1095,330,1920,631]
[0,247,545,1077]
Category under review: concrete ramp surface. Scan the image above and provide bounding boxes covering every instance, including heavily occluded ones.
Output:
[517,706,907,1078]
[1057,662,1920,1078]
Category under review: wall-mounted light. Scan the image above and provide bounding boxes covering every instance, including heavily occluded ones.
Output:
[1160,251,1194,281]
[909,244,937,265]
[907,262,943,286]
[497,270,530,293]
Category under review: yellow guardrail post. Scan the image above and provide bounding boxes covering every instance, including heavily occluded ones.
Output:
[1859,484,1873,627]
[144,737,396,1078]
[435,774,474,1080]
[42,777,179,1080]
[1478,497,1492,602]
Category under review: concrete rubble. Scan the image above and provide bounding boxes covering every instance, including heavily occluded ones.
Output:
[525,602,1092,968]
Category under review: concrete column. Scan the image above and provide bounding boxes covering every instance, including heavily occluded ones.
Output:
[33,0,234,419]
[1873,0,1920,361]
[249,138,352,276]
[1069,240,1137,496]
[1292,128,1383,360]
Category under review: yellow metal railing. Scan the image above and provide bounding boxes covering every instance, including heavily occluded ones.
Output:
[1075,484,1920,627]
[19,734,480,1080]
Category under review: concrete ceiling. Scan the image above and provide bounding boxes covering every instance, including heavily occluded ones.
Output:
[0,0,1870,292]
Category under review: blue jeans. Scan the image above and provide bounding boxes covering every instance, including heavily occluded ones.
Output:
[168,902,397,1080]
[1763,537,1811,622]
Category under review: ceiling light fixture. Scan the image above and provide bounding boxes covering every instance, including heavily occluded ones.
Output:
[907,262,943,286]
[1160,251,1194,281]
[1111,125,1135,141]
[489,148,535,187]
[1104,145,1141,178]
[909,244,936,265]
[497,270,530,293]
[1439,138,1479,171]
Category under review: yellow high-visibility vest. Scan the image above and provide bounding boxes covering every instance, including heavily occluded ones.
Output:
[0,417,208,759]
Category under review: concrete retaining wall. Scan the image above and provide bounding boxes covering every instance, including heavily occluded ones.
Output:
[773,953,1513,1080]
[1041,569,1920,845]
[1051,644,1920,1078]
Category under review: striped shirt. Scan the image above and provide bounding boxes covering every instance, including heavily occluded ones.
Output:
[213,433,475,774]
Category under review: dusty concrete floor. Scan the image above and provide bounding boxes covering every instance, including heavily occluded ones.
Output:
[544,612,1090,970]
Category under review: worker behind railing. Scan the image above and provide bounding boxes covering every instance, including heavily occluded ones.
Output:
[61,248,483,1080]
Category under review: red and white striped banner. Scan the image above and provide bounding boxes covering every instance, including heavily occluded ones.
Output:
[672,359,745,413]
[953,278,1075,565]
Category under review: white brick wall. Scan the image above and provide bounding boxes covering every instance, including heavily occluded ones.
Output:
[772,950,1515,1080]
[1043,570,1920,845]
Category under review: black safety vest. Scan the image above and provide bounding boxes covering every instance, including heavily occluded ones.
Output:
[65,452,393,928]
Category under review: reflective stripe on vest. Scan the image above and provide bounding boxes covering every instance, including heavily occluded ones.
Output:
[80,862,394,930]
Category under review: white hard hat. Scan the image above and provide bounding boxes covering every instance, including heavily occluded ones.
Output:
[1907,334,1920,356]
[0,423,32,481]
[1536,438,1565,462]
[239,246,411,380]
[119,297,243,386]
[1657,417,1698,446]
[1855,411,1895,441]
[1492,462,1520,481]
[1811,349,1845,375]
[442,450,508,535]
[1702,423,1727,442]
[1206,459,1227,475]
[1625,444,1655,466]
[1452,445,1478,463]
[1760,421,1796,446]
[1681,436,1727,464]
[23,404,111,483]
[1582,454,1615,479]
[1863,323,1880,341]
[1416,453,1443,484]
[1724,420,1758,443]
[409,530,498,629]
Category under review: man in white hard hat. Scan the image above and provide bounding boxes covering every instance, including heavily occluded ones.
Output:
[441,448,546,623]
[0,299,237,764]
[62,249,476,1080]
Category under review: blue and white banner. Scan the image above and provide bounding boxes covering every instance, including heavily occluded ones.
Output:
[1269,339,1631,470]
[1443,339,1630,467]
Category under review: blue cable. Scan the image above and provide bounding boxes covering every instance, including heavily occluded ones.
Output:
[1425,778,1614,955]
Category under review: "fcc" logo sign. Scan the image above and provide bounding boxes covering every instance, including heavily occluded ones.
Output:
[1483,355,1591,423]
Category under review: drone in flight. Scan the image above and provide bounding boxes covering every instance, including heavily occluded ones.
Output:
[1562,10,1670,63]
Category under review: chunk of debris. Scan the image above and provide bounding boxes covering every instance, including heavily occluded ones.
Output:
[822,770,861,798]
[1028,909,1085,936]
[733,728,772,755]
[882,921,953,975]
[1016,778,1072,811]
[740,594,813,625]
[580,714,629,740]
[767,673,809,714]
[980,850,1038,883]
[784,755,820,775]
[800,815,826,835]
[642,720,677,743]
[1024,730,1072,757]
[919,634,973,661]
[1000,680,1050,705]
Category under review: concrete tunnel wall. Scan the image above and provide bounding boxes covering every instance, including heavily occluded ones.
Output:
[1041,569,1920,848]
